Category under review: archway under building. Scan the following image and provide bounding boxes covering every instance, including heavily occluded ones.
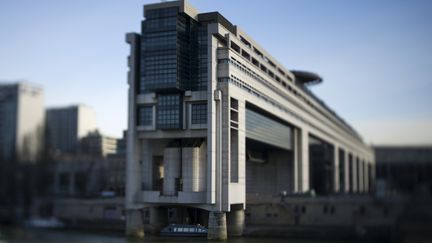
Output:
[244,103,295,203]
[308,135,334,196]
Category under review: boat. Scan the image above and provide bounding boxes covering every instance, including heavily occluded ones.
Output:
[160,224,208,237]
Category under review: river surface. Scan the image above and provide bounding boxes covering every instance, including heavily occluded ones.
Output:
[0,228,379,243]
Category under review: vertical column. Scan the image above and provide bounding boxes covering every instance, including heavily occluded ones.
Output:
[295,128,309,192]
[352,155,358,193]
[221,87,230,211]
[333,144,340,193]
[237,97,246,200]
[208,211,227,240]
[364,161,369,193]
[163,147,181,196]
[371,162,376,192]
[358,159,364,193]
[227,204,245,236]
[125,33,144,238]
[141,140,152,190]
[344,152,350,193]
[293,129,300,192]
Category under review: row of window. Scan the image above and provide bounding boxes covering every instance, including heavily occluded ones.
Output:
[191,103,207,125]
[145,7,178,19]
[222,56,358,140]
[137,102,207,128]
[144,16,177,30]
[227,40,359,139]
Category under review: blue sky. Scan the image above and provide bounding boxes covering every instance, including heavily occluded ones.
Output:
[1,0,431,144]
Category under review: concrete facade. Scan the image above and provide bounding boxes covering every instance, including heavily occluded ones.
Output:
[125,0,375,239]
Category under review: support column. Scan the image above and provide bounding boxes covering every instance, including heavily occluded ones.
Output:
[344,152,350,193]
[333,145,340,193]
[125,33,144,238]
[294,128,309,192]
[359,159,364,193]
[364,161,369,193]
[227,205,245,236]
[370,162,375,192]
[208,211,227,240]
[126,209,145,238]
[352,156,358,193]
[163,147,181,196]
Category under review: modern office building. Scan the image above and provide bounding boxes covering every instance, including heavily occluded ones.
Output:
[125,0,374,239]
[80,130,118,158]
[0,82,45,163]
[0,81,45,222]
[46,104,97,155]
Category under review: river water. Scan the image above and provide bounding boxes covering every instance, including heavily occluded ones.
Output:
[0,228,379,243]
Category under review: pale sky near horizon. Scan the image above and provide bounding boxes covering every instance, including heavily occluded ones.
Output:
[0,0,431,145]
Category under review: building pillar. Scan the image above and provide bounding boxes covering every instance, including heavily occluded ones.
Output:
[294,128,309,192]
[364,161,369,193]
[370,162,376,192]
[163,147,181,196]
[333,144,340,193]
[344,152,350,193]
[352,156,358,193]
[208,211,227,240]
[227,205,245,236]
[359,159,364,193]
[126,209,145,238]
[125,33,144,238]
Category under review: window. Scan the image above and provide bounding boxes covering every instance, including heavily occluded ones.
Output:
[191,103,207,125]
[157,94,182,129]
[231,41,241,54]
[138,106,153,126]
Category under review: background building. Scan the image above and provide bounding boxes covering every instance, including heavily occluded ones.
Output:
[0,82,45,163]
[80,130,118,158]
[375,146,432,196]
[0,81,45,223]
[46,105,96,155]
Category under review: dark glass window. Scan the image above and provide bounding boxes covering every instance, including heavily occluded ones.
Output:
[157,94,182,129]
[191,103,207,125]
[140,6,202,93]
[138,106,153,126]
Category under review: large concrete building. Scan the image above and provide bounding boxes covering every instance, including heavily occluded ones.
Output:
[46,105,97,155]
[0,82,45,163]
[125,0,374,239]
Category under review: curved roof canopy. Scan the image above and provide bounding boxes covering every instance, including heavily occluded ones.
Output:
[291,70,323,86]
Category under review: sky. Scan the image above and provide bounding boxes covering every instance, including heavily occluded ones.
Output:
[0,0,431,145]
